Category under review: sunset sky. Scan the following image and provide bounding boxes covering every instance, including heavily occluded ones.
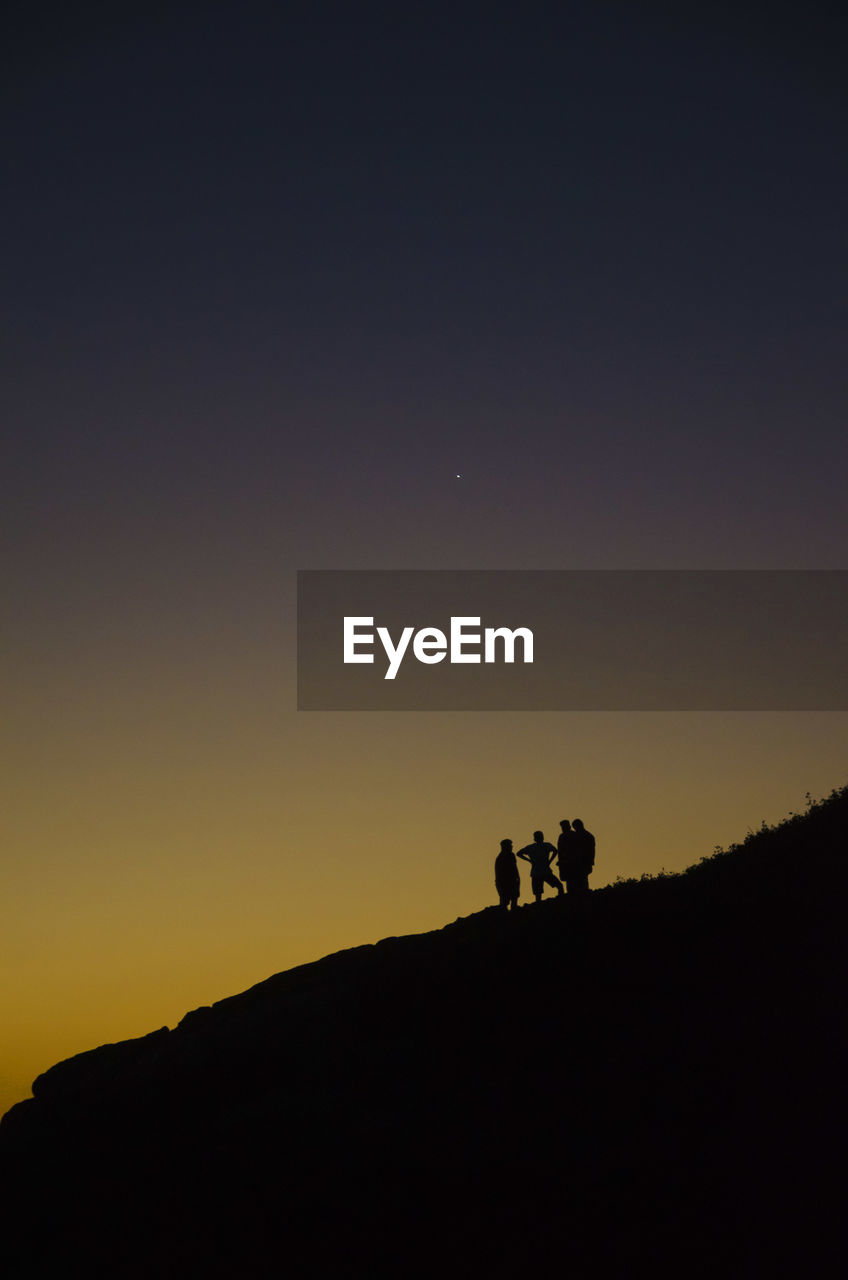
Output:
[3,0,847,1116]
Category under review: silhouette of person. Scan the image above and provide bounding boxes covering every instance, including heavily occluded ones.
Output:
[565,818,595,894]
[556,819,573,882]
[516,831,564,902]
[494,838,520,911]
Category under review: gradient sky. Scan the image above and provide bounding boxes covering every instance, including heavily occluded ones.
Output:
[3,0,847,1115]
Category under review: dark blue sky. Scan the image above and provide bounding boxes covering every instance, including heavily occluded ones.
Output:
[4,0,847,572]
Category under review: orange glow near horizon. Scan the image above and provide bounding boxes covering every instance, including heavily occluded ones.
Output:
[4,685,846,1117]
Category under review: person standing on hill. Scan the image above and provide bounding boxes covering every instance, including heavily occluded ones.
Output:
[566,818,595,895]
[516,831,564,902]
[556,819,573,883]
[494,838,520,911]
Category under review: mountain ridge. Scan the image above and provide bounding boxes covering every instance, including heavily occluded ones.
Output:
[2,786,845,1277]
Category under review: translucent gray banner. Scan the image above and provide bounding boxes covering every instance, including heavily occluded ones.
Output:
[297,571,848,710]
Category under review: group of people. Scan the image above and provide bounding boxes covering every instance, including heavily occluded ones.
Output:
[494,820,596,910]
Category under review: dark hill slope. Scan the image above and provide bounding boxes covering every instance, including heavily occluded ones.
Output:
[2,788,846,1278]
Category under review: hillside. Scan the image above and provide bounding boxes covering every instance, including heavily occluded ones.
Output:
[2,787,846,1278]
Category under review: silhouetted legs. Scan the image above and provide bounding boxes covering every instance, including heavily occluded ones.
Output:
[565,874,590,895]
[531,868,564,902]
[498,888,519,911]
